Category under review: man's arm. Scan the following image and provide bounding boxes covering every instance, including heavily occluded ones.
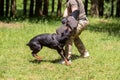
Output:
[70,5,79,20]
[62,8,69,24]
[66,5,79,30]
[63,8,69,17]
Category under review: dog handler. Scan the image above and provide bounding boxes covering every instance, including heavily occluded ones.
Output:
[60,0,90,64]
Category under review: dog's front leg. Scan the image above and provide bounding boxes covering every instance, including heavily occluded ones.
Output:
[62,49,71,66]
[57,49,70,66]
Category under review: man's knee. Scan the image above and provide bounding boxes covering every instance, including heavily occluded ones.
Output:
[79,20,88,28]
[75,20,89,36]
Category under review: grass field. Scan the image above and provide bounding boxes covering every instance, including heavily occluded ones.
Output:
[0,18,120,80]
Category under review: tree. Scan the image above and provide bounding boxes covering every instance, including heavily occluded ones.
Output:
[51,0,55,15]
[111,0,115,16]
[57,0,62,17]
[35,0,43,16]
[90,0,99,17]
[84,0,88,15]
[98,0,104,17]
[0,0,4,17]
[10,0,17,17]
[23,0,27,16]
[116,0,120,17]
[43,0,49,16]
[29,0,34,17]
[6,0,10,17]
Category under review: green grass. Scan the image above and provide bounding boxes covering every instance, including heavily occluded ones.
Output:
[0,18,120,80]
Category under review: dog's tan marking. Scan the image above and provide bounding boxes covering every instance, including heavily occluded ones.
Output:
[33,54,42,61]
[64,59,71,66]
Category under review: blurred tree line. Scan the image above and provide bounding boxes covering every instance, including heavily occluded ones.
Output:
[0,0,120,18]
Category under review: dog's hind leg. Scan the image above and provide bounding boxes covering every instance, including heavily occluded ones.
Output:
[32,45,42,61]
[32,46,42,61]
[32,53,42,61]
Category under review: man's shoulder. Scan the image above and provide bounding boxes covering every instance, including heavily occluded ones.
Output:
[68,0,83,6]
[68,0,77,4]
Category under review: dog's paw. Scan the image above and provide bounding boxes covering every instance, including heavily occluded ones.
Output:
[65,60,72,66]
[36,58,42,61]
[65,62,71,66]
[59,59,72,66]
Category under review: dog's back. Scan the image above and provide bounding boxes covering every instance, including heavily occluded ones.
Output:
[27,34,58,49]
[27,28,71,50]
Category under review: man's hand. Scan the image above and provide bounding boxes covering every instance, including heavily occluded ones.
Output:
[61,17,68,24]
[66,16,78,30]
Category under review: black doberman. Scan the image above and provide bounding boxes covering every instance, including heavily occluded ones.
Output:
[27,28,72,65]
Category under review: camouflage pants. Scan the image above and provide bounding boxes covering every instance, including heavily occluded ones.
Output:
[65,19,89,59]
